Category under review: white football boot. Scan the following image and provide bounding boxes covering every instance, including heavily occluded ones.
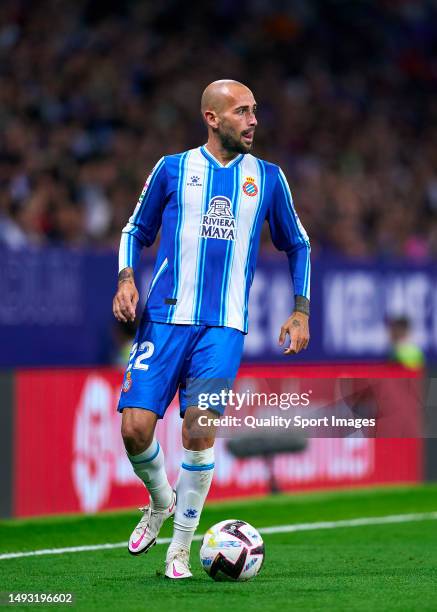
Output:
[165,547,193,579]
[128,491,176,555]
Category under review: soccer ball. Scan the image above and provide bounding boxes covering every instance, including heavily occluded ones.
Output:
[200,519,265,581]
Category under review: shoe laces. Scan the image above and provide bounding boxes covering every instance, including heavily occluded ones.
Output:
[171,548,191,569]
[133,505,152,536]
[136,503,168,533]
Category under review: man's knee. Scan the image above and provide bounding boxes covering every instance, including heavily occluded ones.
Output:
[121,408,157,454]
[182,407,216,450]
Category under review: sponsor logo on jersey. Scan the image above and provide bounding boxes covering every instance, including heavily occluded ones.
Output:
[200,195,236,241]
[122,371,132,393]
[242,177,258,197]
[187,175,202,187]
[132,164,157,216]
[139,182,148,201]
[132,176,151,217]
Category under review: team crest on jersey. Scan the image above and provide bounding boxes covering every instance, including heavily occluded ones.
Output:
[122,372,132,393]
[200,195,236,241]
[242,177,258,197]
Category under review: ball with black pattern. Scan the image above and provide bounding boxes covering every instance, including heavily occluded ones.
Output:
[200,519,265,581]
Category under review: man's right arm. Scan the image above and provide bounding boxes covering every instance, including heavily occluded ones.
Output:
[113,157,167,322]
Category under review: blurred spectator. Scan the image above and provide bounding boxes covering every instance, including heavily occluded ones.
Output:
[387,316,425,370]
[111,319,137,367]
[0,0,436,258]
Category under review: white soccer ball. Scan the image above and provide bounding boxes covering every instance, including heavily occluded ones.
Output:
[200,519,265,581]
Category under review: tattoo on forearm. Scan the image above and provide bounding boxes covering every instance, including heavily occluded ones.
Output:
[118,267,134,284]
[294,295,310,317]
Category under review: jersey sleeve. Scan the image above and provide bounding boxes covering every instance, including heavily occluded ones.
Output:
[267,167,311,299]
[118,157,167,272]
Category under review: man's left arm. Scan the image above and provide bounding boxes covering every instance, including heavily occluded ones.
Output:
[267,168,311,355]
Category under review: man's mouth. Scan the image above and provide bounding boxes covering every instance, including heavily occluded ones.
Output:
[242,131,255,143]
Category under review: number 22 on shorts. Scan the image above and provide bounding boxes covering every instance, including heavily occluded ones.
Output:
[127,341,155,372]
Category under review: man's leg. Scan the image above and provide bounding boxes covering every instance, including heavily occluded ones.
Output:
[121,407,175,555]
[165,407,216,579]
[164,326,244,578]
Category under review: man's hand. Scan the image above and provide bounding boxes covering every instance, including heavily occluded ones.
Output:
[113,267,139,323]
[278,311,310,355]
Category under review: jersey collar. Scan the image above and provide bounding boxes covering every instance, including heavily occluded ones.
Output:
[200,145,244,169]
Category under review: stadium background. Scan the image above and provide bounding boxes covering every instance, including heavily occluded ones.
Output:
[1,0,437,524]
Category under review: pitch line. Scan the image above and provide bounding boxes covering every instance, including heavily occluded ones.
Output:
[1,511,437,561]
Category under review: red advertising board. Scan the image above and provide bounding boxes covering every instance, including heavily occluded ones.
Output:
[14,366,423,518]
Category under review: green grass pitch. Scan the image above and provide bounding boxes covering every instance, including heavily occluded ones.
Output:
[1,485,437,611]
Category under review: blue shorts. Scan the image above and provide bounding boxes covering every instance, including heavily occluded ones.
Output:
[117,321,244,418]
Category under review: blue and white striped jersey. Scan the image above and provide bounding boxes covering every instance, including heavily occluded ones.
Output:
[119,145,310,333]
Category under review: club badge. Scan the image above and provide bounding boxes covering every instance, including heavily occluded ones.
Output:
[242,177,258,197]
[122,371,132,393]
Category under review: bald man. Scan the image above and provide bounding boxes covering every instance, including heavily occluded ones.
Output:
[113,80,311,579]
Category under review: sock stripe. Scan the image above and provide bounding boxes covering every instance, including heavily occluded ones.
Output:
[130,441,160,465]
[181,462,215,472]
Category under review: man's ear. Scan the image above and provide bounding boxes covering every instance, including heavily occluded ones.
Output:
[204,110,219,129]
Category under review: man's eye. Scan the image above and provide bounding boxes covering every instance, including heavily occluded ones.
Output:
[236,108,256,115]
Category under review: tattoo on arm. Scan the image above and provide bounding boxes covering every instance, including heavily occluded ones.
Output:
[118,267,134,284]
[294,295,310,317]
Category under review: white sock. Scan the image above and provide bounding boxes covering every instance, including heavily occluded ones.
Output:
[127,439,173,511]
[169,447,215,552]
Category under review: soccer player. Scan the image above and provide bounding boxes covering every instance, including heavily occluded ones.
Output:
[113,80,311,579]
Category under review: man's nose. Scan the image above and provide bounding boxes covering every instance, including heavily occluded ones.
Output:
[248,112,257,127]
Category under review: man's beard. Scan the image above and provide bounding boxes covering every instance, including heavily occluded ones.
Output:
[215,125,253,154]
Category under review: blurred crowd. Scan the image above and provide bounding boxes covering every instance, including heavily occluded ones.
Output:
[1,0,437,259]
